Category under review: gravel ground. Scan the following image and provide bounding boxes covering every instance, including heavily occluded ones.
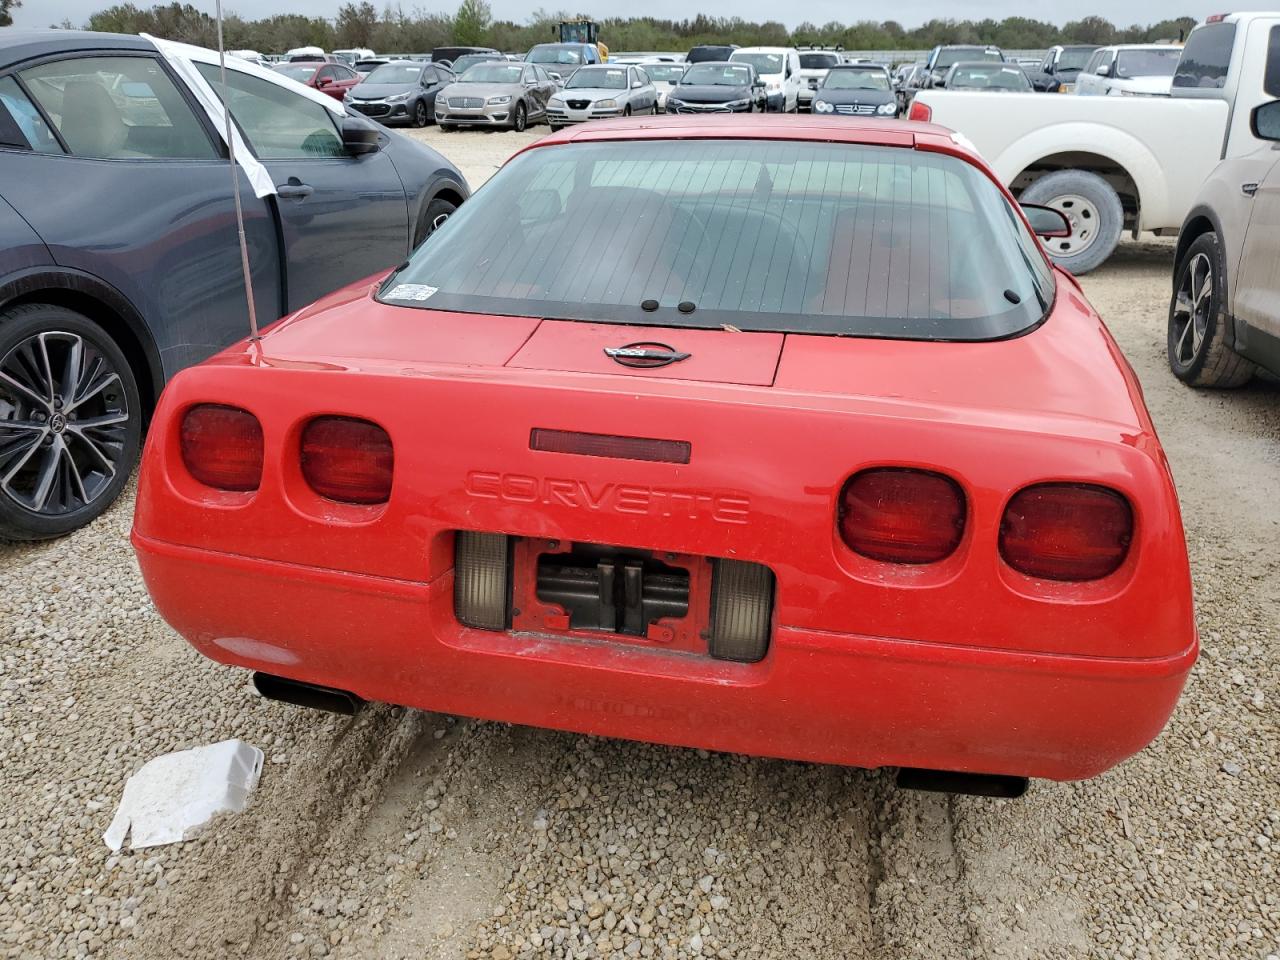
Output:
[1,126,1277,960]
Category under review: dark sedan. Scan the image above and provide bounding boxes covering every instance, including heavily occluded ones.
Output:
[0,30,469,539]
[812,64,898,117]
[665,62,764,114]
[343,60,454,127]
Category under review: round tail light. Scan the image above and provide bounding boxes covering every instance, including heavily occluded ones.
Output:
[180,404,263,492]
[1000,483,1133,581]
[839,468,966,564]
[300,417,393,504]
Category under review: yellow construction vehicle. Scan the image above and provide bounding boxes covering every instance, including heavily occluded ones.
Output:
[555,19,608,61]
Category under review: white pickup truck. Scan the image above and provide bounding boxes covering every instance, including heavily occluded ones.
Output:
[911,12,1280,272]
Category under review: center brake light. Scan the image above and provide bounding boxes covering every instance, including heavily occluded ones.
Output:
[180,404,263,492]
[300,417,394,504]
[839,468,966,564]
[1000,483,1133,581]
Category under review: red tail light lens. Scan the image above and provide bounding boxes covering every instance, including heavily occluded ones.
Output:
[839,468,966,564]
[908,100,932,122]
[300,417,393,504]
[1000,483,1133,581]
[180,404,263,492]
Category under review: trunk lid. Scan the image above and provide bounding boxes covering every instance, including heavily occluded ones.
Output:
[505,320,783,386]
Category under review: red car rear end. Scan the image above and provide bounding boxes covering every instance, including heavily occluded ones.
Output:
[132,118,1196,788]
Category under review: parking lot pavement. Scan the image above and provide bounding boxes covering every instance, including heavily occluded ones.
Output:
[0,131,1277,960]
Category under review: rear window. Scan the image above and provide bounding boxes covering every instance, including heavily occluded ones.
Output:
[800,54,840,69]
[1173,22,1236,90]
[935,48,1001,69]
[1114,48,1180,78]
[383,139,1053,341]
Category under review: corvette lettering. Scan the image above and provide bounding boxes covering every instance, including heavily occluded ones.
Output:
[465,471,749,524]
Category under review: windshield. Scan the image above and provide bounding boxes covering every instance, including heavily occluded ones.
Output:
[645,64,686,82]
[275,64,319,81]
[384,139,1053,341]
[528,46,583,65]
[453,54,502,73]
[823,68,889,90]
[1056,48,1096,70]
[949,64,1030,90]
[565,67,627,90]
[1115,48,1180,78]
[935,48,1001,70]
[364,63,423,84]
[461,63,524,83]
[682,64,752,86]
[733,52,784,76]
[800,54,840,69]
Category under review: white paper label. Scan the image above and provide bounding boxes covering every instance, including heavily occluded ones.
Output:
[385,283,439,301]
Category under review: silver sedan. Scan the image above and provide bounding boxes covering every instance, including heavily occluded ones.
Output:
[547,65,657,130]
[435,61,559,131]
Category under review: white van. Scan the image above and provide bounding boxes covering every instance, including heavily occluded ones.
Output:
[730,47,802,112]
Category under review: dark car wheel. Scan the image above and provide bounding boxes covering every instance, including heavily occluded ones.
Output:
[512,101,527,132]
[1167,232,1255,388]
[412,99,429,127]
[623,104,631,116]
[413,197,458,248]
[0,304,141,540]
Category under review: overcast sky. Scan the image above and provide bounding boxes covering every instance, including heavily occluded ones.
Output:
[14,0,1253,32]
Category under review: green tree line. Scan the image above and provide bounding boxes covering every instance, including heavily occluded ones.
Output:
[70,2,1197,56]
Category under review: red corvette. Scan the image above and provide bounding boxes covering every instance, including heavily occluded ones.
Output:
[132,118,1197,794]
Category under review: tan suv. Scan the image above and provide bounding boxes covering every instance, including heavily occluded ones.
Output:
[1168,99,1280,387]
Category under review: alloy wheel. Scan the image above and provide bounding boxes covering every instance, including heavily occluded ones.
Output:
[0,330,129,516]
[1171,251,1212,368]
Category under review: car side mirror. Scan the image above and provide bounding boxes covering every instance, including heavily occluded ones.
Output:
[1250,99,1280,141]
[1020,203,1071,238]
[1096,63,1110,76]
[341,116,380,156]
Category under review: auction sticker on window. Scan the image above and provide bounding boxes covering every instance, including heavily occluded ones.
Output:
[385,283,438,301]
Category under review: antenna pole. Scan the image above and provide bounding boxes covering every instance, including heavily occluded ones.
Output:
[215,0,261,341]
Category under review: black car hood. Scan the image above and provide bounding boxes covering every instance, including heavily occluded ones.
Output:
[350,82,418,100]
[671,83,752,103]
[815,89,894,107]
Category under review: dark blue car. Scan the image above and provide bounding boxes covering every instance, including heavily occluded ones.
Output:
[0,31,469,539]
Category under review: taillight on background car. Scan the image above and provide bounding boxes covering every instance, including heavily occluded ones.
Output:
[1000,483,1133,581]
[300,417,393,504]
[180,404,263,492]
[908,100,932,122]
[839,468,966,564]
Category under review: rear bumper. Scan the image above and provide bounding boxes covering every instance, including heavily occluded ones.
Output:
[134,532,1197,782]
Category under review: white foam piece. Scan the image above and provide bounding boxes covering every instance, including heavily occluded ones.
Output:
[103,739,264,851]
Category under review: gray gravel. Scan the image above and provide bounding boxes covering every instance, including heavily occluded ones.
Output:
[1,129,1277,960]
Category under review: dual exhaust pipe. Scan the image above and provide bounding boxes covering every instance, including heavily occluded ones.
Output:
[252,672,1029,798]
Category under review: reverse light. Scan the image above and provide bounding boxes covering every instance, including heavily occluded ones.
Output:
[180,404,263,492]
[1000,483,1133,581]
[708,559,775,662]
[908,100,932,122]
[300,416,393,504]
[455,531,510,630]
[839,468,966,564]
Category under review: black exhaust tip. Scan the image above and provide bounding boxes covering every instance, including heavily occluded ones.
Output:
[253,672,363,716]
[896,767,1029,799]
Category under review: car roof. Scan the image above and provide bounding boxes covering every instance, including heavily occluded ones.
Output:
[0,29,152,67]
[733,47,795,54]
[832,62,887,69]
